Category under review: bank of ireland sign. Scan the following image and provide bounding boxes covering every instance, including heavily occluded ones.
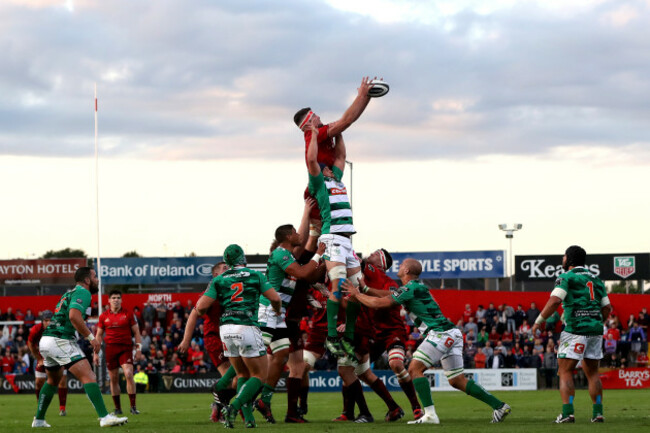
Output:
[613,256,635,279]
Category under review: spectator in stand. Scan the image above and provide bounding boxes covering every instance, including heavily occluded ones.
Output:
[24,309,36,329]
[482,341,494,363]
[163,335,175,352]
[514,304,527,330]
[156,303,168,328]
[188,342,205,368]
[627,322,646,359]
[15,309,25,323]
[502,329,514,349]
[486,303,497,328]
[519,319,532,341]
[2,347,15,373]
[488,328,500,347]
[133,306,144,329]
[518,346,532,368]
[477,329,488,348]
[475,305,486,322]
[151,321,165,339]
[603,334,617,364]
[142,303,156,330]
[466,329,477,346]
[543,346,558,388]
[607,353,623,368]
[477,317,491,334]
[464,316,478,337]
[455,319,464,332]
[636,351,649,368]
[605,325,620,342]
[474,349,486,369]
[627,314,636,330]
[462,303,473,324]
[526,302,540,326]
[533,338,544,354]
[4,307,16,321]
[171,302,184,322]
[185,299,194,316]
[170,319,183,336]
[464,342,478,368]
[140,330,152,356]
[504,304,516,334]
[638,308,649,334]
[530,349,543,369]
[90,301,99,318]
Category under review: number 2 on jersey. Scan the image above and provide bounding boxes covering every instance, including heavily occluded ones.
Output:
[586,281,595,301]
[230,282,244,303]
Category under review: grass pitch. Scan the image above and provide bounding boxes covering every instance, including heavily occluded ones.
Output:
[2,389,649,432]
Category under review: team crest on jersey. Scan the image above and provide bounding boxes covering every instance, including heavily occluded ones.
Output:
[76,299,83,304]
[613,256,635,279]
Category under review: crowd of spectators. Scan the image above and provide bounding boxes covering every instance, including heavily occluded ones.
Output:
[1,302,648,380]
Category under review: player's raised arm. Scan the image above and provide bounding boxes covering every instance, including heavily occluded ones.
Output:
[306,125,321,176]
[333,133,346,173]
[293,198,316,258]
[327,76,374,137]
[285,242,326,280]
[195,293,216,317]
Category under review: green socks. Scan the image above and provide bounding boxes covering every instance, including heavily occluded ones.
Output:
[344,301,360,340]
[84,382,109,418]
[35,382,56,420]
[232,377,262,423]
[217,365,237,391]
[413,377,434,408]
[260,384,275,405]
[465,379,503,410]
[593,403,603,418]
[327,299,340,338]
[563,403,574,417]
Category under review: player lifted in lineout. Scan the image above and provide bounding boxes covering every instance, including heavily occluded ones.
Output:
[343,259,511,425]
[305,126,362,360]
[532,245,611,424]
[95,290,143,415]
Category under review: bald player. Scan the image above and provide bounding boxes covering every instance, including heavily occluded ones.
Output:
[343,259,511,425]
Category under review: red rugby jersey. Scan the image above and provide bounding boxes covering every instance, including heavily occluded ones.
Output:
[304,125,335,168]
[363,263,405,333]
[203,302,221,335]
[98,307,136,345]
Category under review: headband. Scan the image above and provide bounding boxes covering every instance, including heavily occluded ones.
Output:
[376,249,387,271]
[299,110,314,129]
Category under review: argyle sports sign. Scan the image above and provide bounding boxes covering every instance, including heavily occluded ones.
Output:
[515,253,650,281]
[387,251,505,279]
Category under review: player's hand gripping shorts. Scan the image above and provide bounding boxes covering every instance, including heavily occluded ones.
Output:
[557,331,603,361]
[318,234,361,268]
[220,324,266,358]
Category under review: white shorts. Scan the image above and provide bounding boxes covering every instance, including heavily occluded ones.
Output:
[258,304,286,329]
[413,328,465,378]
[35,369,67,379]
[39,336,86,368]
[319,233,360,269]
[557,331,603,361]
[220,324,266,358]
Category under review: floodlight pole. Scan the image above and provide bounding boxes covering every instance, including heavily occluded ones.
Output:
[498,224,523,291]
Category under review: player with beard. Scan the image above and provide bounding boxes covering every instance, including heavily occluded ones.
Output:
[32,267,128,428]
[363,249,423,420]
[27,310,68,416]
[179,262,237,423]
[95,290,143,415]
[343,259,511,425]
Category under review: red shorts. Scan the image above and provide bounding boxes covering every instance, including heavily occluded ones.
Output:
[305,323,327,357]
[287,320,304,352]
[105,344,133,371]
[204,333,226,367]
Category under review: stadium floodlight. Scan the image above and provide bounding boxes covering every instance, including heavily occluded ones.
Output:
[498,223,523,291]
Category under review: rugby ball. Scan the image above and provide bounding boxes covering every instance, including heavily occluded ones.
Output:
[368,79,389,98]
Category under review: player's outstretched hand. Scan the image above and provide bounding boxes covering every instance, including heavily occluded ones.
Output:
[531,323,541,336]
[358,76,375,98]
[178,339,190,354]
[341,279,359,299]
[90,338,101,354]
[337,323,346,333]
[316,242,326,256]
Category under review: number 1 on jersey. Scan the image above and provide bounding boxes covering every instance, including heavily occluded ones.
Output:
[230,282,244,303]
[586,281,595,301]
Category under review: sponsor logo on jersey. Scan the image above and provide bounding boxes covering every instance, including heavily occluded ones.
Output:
[329,187,347,195]
[613,256,635,279]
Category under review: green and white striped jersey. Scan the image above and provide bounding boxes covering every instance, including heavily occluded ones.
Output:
[308,166,355,235]
[261,246,297,313]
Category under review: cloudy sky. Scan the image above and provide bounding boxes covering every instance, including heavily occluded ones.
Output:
[1,0,649,266]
